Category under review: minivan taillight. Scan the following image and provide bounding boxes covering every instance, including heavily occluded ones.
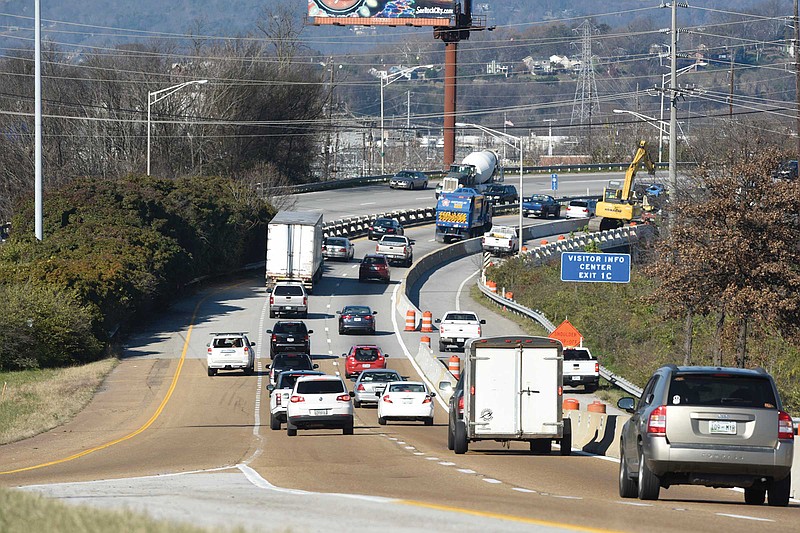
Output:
[778,411,794,440]
[647,406,667,436]
[269,295,274,305]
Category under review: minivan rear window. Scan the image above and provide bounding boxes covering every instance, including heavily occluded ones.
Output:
[668,374,777,408]
[275,322,306,334]
[297,380,345,394]
[354,348,379,361]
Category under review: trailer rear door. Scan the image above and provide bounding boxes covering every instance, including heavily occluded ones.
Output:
[519,345,561,436]
[473,346,520,435]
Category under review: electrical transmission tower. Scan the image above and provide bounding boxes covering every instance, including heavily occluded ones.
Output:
[571,20,600,127]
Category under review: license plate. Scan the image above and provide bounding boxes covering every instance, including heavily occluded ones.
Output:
[403,399,413,404]
[283,306,292,310]
[456,338,465,343]
[311,409,328,416]
[354,317,361,321]
[710,420,737,434]
[571,376,580,381]
[221,350,235,354]
[287,337,294,342]
[362,364,370,368]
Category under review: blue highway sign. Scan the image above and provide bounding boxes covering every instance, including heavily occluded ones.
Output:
[561,252,631,283]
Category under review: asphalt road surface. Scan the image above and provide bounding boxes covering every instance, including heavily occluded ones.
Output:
[1,184,796,532]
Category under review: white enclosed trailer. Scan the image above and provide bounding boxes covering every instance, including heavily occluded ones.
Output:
[265,211,324,292]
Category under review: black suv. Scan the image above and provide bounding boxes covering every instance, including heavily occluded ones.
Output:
[368,217,404,240]
[617,365,794,505]
[268,352,318,386]
[483,184,518,205]
[267,321,312,359]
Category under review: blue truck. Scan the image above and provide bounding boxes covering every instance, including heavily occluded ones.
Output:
[435,188,492,243]
[522,194,561,218]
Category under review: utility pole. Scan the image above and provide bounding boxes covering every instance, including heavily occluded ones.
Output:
[668,1,686,200]
[795,0,800,160]
[729,53,735,117]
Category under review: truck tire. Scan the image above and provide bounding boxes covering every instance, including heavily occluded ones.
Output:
[454,421,468,454]
[270,413,280,431]
[207,367,216,377]
[744,486,766,505]
[439,340,447,352]
[286,421,297,437]
[767,474,791,507]
[343,421,354,435]
[560,418,572,456]
[378,416,387,425]
[637,450,660,500]
[424,416,434,426]
[530,439,551,455]
[269,310,275,319]
[585,383,598,393]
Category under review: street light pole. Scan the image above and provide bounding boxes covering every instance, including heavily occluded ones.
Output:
[380,65,433,175]
[543,119,556,157]
[147,79,208,176]
[455,122,524,256]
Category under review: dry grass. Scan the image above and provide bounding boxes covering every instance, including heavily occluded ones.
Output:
[0,358,118,445]
[0,486,247,533]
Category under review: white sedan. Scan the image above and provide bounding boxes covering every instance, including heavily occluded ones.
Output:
[376,381,435,426]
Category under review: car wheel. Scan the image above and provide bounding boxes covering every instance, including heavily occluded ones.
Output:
[618,446,637,498]
[767,474,791,507]
[378,416,387,425]
[439,340,446,352]
[353,399,361,408]
[744,486,766,505]
[447,424,455,450]
[270,414,280,431]
[269,310,275,319]
[530,439,551,455]
[560,418,572,456]
[286,422,297,437]
[585,384,598,393]
[339,326,345,335]
[369,327,376,335]
[244,364,254,376]
[424,417,434,426]
[207,367,216,377]
[637,450,660,500]
[343,422,354,435]
[454,420,468,454]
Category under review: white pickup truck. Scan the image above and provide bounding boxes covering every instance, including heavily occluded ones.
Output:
[376,235,413,267]
[435,311,485,352]
[562,347,600,392]
[481,225,519,255]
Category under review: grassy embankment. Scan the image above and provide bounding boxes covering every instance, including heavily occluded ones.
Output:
[473,261,800,412]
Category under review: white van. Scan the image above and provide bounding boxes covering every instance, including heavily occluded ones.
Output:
[447,335,571,455]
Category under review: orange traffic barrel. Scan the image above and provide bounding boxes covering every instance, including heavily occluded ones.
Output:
[404,309,416,331]
[486,280,497,293]
[505,291,514,300]
[521,246,527,252]
[540,239,548,245]
[420,336,431,348]
[421,311,434,333]
[557,235,566,241]
[563,398,580,411]
[448,355,461,380]
[587,401,607,414]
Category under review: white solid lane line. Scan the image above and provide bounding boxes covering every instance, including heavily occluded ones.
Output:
[715,513,774,522]
[455,269,480,310]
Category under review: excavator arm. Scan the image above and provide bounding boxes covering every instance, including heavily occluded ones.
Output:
[620,140,656,202]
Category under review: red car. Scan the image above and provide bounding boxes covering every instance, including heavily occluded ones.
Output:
[342,345,388,379]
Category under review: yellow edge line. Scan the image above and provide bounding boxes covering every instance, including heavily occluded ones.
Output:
[0,301,201,476]
[395,499,622,533]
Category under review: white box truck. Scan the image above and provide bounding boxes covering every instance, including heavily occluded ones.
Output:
[447,335,571,455]
[266,211,324,293]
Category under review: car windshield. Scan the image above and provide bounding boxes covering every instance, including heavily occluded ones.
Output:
[326,238,346,246]
[275,323,306,334]
[362,256,386,265]
[297,380,345,394]
[485,185,503,193]
[667,374,777,408]
[213,337,244,348]
[389,383,426,393]
[274,285,304,296]
[395,171,413,178]
[343,306,371,315]
[354,348,380,361]
[360,372,400,382]
[529,195,549,202]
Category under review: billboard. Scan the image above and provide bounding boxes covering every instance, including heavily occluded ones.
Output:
[308,0,454,27]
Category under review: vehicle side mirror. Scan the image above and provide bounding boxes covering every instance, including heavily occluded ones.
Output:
[434,319,441,324]
[438,381,453,392]
[266,330,272,334]
[265,364,271,370]
[384,354,389,358]
[266,287,273,293]
[250,342,256,346]
[307,330,314,335]
[375,391,382,397]
[206,343,210,347]
[336,311,342,315]
[313,364,319,369]
[373,311,378,315]
[479,320,486,324]
[349,391,355,398]
[341,353,347,358]
[267,384,275,392]
[617,397,636,412]
[429,392,437,398]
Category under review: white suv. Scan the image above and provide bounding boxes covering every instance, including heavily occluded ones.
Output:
[269,282,308,319]
[206,332,255,376]
[286,375,354,436]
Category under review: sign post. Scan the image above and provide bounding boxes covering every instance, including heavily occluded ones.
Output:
[550,173,558,191]
[561,252,631,283]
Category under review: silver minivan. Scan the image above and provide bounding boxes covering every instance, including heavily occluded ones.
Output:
[617,365,794,506]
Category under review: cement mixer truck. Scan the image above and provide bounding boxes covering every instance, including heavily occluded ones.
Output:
[435,150,502,199]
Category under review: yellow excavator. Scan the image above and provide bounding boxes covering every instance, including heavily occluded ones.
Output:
[588,140,657,232]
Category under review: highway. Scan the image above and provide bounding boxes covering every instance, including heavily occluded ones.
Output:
[1,177,796,532]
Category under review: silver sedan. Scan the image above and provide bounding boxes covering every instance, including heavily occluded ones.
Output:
[352,369,403,408]
[389,170,428,190]
[322,237,354,261]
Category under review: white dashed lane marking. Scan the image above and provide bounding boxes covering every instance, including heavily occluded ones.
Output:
[716,513,774,523]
